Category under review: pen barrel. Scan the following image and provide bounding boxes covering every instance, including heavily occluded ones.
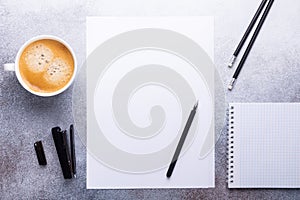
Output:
[184,109,196,132]
[171,109,197,162]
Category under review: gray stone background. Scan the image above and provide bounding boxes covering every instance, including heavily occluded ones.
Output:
[0,0,299,199]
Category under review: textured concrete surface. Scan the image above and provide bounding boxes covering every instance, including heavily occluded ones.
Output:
[0,0,300,199]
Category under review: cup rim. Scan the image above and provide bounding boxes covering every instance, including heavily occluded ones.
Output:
[15,35,77,97]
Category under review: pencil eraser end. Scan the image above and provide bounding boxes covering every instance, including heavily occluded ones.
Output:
[228,56,237,68]
[228,78,236,91]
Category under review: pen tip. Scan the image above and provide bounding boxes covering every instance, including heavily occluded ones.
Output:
[194,101,199,109]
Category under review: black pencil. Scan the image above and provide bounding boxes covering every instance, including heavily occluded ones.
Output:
[166,101,198,178]
[228,0,274,90]
[228,0,268,68]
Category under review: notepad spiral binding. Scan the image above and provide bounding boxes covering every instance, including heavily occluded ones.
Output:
[226,105,235,184]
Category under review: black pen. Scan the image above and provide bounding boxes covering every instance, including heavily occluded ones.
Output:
[70,124,76,178]
[166,101,198,178]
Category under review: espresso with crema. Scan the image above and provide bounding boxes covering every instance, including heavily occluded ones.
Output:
[19,39,74,93]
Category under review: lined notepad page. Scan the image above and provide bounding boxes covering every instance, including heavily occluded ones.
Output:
[228,103,300,188]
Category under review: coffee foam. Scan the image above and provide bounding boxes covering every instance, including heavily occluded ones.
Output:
[24,43,53,73]
[44,58,72,87]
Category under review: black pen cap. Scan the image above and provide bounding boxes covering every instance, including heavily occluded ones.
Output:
[34,140,47,166]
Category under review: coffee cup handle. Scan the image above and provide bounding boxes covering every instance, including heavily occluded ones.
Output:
[4,63,15,71]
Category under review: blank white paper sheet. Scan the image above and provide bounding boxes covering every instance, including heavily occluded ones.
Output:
[86,17,215,189]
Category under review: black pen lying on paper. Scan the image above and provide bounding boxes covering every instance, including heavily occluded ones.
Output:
[166,101,198,178]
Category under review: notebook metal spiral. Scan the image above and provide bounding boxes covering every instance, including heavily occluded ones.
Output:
[226,105,235,184]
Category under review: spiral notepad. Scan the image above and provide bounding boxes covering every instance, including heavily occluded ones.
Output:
[227,103,300,188]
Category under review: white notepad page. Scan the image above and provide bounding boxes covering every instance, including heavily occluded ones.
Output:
[228,103,300,188]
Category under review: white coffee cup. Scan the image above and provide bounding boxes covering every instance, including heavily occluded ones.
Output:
[3,35,77,97]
